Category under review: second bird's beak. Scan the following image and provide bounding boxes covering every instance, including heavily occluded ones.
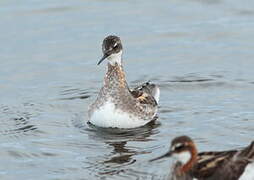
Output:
[149,151,172,162]
[97,53,109,65]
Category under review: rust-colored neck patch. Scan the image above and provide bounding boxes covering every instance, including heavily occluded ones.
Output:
[181,143,198,173]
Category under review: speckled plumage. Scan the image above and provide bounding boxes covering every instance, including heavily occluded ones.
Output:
[88,35,159,128]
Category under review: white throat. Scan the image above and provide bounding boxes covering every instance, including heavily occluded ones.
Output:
[107,51,122,65]
[173,151,191,164]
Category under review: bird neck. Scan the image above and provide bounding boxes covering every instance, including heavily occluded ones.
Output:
[104,63,127,89]
[107,51,122,66]
[181,147,198,173]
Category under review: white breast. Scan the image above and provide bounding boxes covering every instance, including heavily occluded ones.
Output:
[239,162,254,180]
[89,100,149,128]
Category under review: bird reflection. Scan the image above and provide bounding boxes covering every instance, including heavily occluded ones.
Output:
[87,120,160,176]
[103,141,136,165]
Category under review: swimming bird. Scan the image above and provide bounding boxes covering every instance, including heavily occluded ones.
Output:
[150,135,254,180]
[88,35,160,128]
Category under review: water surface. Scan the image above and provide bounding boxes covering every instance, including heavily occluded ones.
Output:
[1,0,254,179]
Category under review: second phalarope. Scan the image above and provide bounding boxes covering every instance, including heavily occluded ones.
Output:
[151,136,254,180]
[88,35,160,128]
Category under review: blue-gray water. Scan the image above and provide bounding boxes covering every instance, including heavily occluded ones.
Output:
[1,0,254,179]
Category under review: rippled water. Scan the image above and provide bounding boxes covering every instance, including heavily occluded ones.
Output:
[1,0,254,179]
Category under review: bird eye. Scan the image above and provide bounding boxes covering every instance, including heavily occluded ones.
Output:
[113,42,118,48]
[173,143,184,151]
[176,145,184,150]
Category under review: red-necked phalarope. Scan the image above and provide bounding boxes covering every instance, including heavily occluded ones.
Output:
[151,136,254,180]
[88,35,160,128]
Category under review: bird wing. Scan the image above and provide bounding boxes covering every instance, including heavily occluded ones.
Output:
[192,150,237,178]
[193,142,254,179]
[130,81,158,106]
[238,141,254,160]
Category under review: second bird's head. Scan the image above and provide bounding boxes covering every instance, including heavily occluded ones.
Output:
[97,35,123,66]
[150,136,197,168]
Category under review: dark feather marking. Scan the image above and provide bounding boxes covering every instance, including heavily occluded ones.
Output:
[189,142,254,179]
[130,82,157,106]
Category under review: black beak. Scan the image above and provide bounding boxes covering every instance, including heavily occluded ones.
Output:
[149,151,172,162]
[97,53,110,65]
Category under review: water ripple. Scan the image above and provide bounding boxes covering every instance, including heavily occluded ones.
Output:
[0,104,42,139]
[59,87,91,100]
